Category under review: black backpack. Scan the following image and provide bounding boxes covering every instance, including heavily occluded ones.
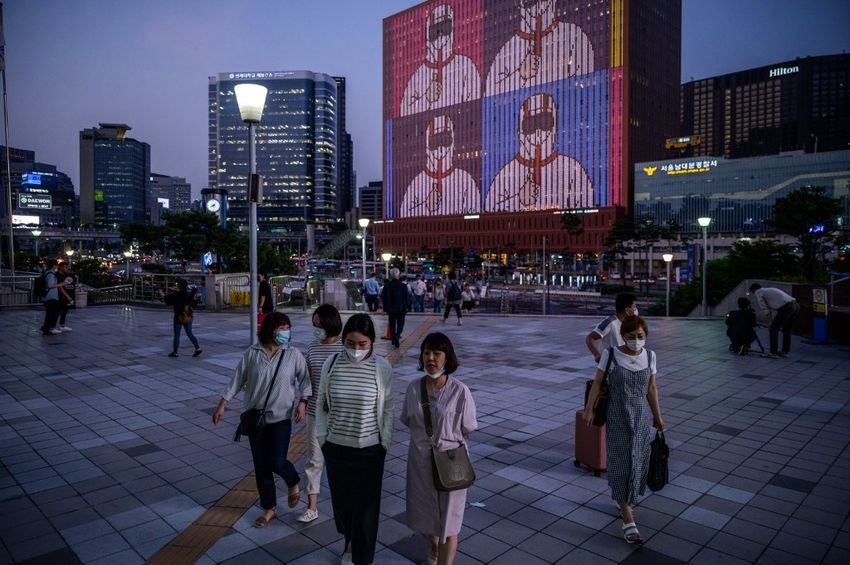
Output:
[447,282,462,301]
[32,272,49,301]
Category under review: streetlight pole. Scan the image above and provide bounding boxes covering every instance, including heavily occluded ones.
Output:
[542,236,547,315]
[663,253,673,317]
[235,83,268,345]
[31,229,42,258]
[697,217,711,317]
[65,249,74,270]
[359,218,370,312]
[381,252,392,280]
[123,250,132,282]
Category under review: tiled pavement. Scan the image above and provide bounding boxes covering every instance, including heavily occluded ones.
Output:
[1,305,849,564]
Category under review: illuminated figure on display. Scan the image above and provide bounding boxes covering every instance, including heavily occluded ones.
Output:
[400,4,481,116]
[485,0,594,95]
[486,93,592,212]
[400,115,480,217]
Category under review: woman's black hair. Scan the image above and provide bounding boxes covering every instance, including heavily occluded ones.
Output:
[258,312,291,345]
[177,279,188,291]
[342,313,376,343]
[418,332,459,375]
[313,304,342,338]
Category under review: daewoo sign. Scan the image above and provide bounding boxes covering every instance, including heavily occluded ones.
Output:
[769,66,799,78]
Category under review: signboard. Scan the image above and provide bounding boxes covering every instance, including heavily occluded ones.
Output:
[12,214,40,226]
[203,251,214,267]
[25,173,42,185]
[812,287,828,343]
[18,193,52,210]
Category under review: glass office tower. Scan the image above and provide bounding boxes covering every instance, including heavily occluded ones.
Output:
[208,71,339,240]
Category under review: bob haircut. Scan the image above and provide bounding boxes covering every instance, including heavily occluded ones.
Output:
[620,315,649,337]
[259,312,292,345]
[342,313,376,344]
[417,332,459,375]
[313,304,342,338]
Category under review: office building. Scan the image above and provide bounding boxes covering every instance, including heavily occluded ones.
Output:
[208,71,339,242]
[334,77,356,215]
[359,181,382,221]
[150,173,192,213]
[681,54,850,159]
[0,146,75,228]
[375,0,682,254]
[79,123,150,227]
[634,150,850,234]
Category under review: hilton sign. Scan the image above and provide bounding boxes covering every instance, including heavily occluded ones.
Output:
[769,66,799,78]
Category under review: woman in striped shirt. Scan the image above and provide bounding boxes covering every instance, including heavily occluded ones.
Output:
[298,304,344,524]
[315,313,394,565]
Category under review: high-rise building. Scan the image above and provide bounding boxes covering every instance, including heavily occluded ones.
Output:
[375,0,682,254]
[0,146,75,228]
[359,181,383,221]
[334,77,356,216]
[681,54,850,159]
[208,71,339,242]
[0,146,35,221]
[79,123,150,227]
[150,173,192,213]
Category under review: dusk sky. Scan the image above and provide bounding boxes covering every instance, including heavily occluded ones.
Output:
[5,0,850,200]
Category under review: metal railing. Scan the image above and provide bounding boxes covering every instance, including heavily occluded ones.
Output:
[0,275,40,307]
[87,285,133,306]
[132,274,207,305]
[216,274,250,310]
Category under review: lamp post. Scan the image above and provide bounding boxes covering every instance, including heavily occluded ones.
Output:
[662,253,673,317]
[359,218,370,312]
[123,250,132,282]
[235,83,268,345]
[697,217,711,316]
[381,252,392,280]
[31,229,42,258]
[65,248,74,270]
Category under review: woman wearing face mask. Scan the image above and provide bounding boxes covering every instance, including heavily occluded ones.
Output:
[583,315,664,545]
[315,313,393,565]
[401,332,476,565]
[212,312,310,528]
[298,304,344,523]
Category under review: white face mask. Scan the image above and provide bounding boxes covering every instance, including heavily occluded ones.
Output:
[313,327,327,341]
[625,338,645,352]
[631,306,639,317]
[345,347,369,363]
[426,367,445,380]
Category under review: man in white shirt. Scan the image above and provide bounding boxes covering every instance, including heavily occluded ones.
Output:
[585,293,637,363]
[749,283,800,358]
[410,275,427,313]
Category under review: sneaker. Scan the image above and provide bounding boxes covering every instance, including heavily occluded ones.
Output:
[59,325,72,332]
[297,508,319,523]
[778,352,789,358]
[48,329,61,335]
[765,353,779,359]
[457,319,463,326]
[52,327,64,333]
[341,552,353,564]
[193,349,203,357]
[168,352,178,358]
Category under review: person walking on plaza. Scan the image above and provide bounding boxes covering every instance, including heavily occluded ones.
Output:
[460,282,475,313]
[585,292,637,362]
[381,268,410,348]
[432,277,446,313]
[54,261,75,332]
[40,259,66,336]
[442,272,463,325]
[411,274,427,312]
[401,332,477,565]
[748,283,800,358]
[299,304,344,524]
[213,312,310,527]
[257,271,274,327]
[364,272,380,312]
[583,315,664,545]
[164,279,202,357]
[315,314,394,565]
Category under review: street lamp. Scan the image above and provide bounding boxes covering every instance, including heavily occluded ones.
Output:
[697,217,712,316]
[31,229,42,257]
[123,250,132,282]
[359,218,370,312]
[65,248,74,270]
[381,252,392,279]
[235,83,268,345]
[662,253,673,317]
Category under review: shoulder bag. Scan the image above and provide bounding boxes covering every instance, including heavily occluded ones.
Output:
[647,429,669,491]
[420,377,475,492]
[584,347,614,427]
[233,349,286,442]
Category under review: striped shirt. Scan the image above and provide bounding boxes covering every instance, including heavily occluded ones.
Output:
[305,340,344,417]
[326,355,380,448]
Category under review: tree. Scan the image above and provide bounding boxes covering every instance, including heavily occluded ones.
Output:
[74,258,115,288]
[773,186,843,281]
[560,213,584,271]
[604,217,635,288]
[726,239,802,281]
[119,223,167,256]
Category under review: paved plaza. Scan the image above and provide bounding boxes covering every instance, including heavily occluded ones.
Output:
[1,305,850,564]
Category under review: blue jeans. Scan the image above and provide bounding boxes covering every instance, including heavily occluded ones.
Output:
[173,321,200,353]
[249,419,300,509]
[413,295,424,312]
[433,299,444,313]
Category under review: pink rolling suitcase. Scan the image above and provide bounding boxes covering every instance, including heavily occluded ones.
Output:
[574,410,606,476]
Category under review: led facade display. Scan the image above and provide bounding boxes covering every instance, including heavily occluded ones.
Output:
[384,0,624,219]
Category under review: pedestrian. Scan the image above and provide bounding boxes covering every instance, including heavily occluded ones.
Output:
[212,312,310,527]
[40,259,66,336]
[583,315,664,545]
[404,275,415,312]
[442,272,463,325]
[315,313,394,565]
[258,271,274,328]
[299,304,344,524]
[411,275,427,312]
[381,268,410,348]
[585,292,638,362]
[748,283,800,358]
[364,272,380,312]
[401,332,477,565]
[432,277,445,313]
[460,283,474,313]
[164,279,202,357]
[726,297,758,355]
[54,261,75,333]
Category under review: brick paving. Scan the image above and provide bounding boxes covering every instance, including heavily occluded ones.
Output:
[1,305,849,564]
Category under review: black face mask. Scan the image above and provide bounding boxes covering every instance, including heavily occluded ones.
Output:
[428,131,453,150]
[520,112,555,135]
[428,19,453,42]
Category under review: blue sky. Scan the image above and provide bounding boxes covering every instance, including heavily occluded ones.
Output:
[4,0,850,198]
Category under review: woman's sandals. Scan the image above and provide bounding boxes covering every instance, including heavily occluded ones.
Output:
[254,509,277,528]
[622,521,643,544]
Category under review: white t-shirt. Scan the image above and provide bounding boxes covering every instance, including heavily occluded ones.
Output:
[592,315,624,349]
[598,347,657,374]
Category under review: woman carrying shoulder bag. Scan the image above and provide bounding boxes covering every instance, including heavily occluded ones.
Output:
[401,332,477,565]
[212,312,310,528]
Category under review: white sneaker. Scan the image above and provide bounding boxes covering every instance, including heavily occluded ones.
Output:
[59,325,72,332]
[52,327,63,334]
[297,508,319,523]
[341,552,353,564]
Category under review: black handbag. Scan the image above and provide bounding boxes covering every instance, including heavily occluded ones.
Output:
[233,350,286,442]
[584,348,614,426]
[420,377,475,492]
[647,430,670,492]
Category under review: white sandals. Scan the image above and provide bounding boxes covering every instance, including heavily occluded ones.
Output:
[622,521,643,544]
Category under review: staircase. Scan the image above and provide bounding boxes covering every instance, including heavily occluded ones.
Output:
[316,229,360,259]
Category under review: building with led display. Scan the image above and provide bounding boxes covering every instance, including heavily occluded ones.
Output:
[0,145,76,228]
[150,173,192,214]
[375,0,681,254]
[208,71,339,243]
